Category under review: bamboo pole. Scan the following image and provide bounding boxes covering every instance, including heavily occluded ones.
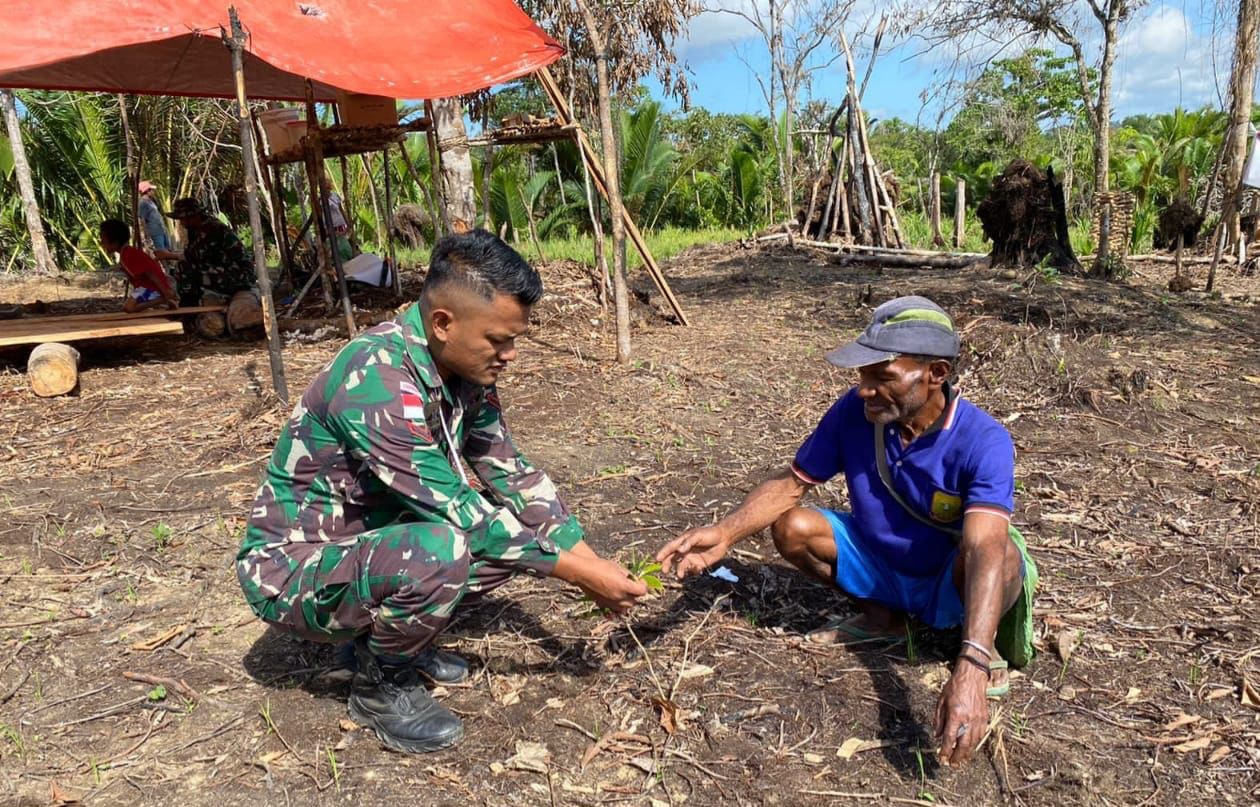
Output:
[224,7,288,403]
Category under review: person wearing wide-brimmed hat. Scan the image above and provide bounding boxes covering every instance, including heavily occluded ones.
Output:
[154,197,261,335]
[136,180,170,253]
[656,295,1038,769]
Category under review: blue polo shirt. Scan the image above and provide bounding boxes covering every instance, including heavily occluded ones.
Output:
[791,386,1015,578]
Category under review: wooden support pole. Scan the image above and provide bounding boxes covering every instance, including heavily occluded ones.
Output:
[536,66,689,326]
[930,171,944,247]
[422,100,446,238]
[313,139,357,335]
[397,139,438,241]
[269,163,295,286]
[225,7,288,403]
[953,178,966,249]
[304,81,356,335]
[253,122,293,289]
[302,90,337,309]
[383,145,402,297]
[360,152,387,250]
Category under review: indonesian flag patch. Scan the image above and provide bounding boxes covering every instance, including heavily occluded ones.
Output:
[399,381,432,441]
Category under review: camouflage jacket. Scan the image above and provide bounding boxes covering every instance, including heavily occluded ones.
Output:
[237,304,584,605]
[184,219,255,295]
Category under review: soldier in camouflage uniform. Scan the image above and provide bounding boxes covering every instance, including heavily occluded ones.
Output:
[154,198,260,337]
[238,229,647,753]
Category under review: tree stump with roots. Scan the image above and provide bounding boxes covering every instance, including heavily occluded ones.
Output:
[978,160,1082,274]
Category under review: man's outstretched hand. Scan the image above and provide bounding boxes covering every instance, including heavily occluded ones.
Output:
[656,525,730,579]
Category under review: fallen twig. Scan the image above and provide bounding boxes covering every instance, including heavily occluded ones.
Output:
[122,670,200,702]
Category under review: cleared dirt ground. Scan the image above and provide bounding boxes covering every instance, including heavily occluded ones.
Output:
[1,243,1258,806]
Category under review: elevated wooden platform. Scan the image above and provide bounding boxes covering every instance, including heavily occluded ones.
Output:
[263,120,431,165]
[0,306,223,348]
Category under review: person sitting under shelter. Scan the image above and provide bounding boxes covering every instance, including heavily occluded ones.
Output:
[98,218,176,312]
[154,197,261,336]
[655,296,1038,769]
[237,230,648,754]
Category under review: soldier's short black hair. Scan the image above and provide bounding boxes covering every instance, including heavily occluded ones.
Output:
[423,228,543,306]
[99,218,131,246]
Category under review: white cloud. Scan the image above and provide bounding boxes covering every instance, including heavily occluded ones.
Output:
[1112,4,1224,115]
[682,7,762,54]
[680,1,766,54]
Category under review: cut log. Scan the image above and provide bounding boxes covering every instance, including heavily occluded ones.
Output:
[28,342,80,397]
[828,252,984,269]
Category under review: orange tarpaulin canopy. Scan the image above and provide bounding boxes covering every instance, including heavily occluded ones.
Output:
[0,1,563,100]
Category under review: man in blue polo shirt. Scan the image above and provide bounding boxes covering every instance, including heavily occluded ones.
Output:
[656,296,1037,768]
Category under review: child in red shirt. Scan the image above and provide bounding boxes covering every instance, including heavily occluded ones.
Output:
[100,219,177,312]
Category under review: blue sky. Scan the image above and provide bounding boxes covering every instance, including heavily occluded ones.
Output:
[644,1,1252,126]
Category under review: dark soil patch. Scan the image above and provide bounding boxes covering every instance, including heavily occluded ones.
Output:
[1,244,1258,805]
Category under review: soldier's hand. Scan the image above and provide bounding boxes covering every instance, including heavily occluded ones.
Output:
[657,525,730,579]
[572,555,647,615]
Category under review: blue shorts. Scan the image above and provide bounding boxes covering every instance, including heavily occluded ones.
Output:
[818,509,964,630]
[132,287,163,303]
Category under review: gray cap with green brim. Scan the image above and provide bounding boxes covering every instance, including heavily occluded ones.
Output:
[826,295,960,368]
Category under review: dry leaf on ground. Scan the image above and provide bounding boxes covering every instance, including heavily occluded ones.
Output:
[505,740,551,774]
[837,737,896,759]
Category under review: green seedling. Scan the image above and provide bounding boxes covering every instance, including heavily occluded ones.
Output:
[0,724,25,757]
[151,523,173,550]
[580,550,663,616]
[913,745,934,801]
[623,550,663,593]
[147,685,167,702]
[1009,711,1028,739]
[326,746,341,792]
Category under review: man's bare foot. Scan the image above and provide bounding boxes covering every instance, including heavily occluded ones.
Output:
[807,606,908,645]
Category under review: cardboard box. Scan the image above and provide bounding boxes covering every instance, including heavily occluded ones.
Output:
[257,107,303,154]
[336,92,398,127]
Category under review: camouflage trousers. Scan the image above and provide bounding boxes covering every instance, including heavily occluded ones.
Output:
[248,522,516,660]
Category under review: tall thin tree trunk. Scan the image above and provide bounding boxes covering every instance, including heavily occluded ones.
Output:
[1,89,56,275]
[432,97,476,233]
[1217,0,1259,249]
[482,108,495,232]
[576,0,631,362]
[1093,19,1119,197]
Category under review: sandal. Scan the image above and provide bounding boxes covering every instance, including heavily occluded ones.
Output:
[807,615,908,646]
[986,659,1010,699]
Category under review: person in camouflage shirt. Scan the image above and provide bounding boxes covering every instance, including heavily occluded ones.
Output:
[238,229,647,753]
[155,197,256,306]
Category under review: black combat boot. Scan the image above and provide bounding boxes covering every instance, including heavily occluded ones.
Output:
[348,640,464,753]
[415,646,470,684]
[337,641,470,684]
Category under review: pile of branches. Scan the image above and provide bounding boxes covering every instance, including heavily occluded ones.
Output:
[797,26,904,249]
